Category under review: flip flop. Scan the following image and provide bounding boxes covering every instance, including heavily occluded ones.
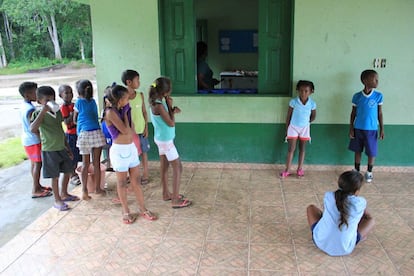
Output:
[140,210,158,221]
[163,194,185,201]
[141,178,149,185]
[123,213,136,224]
[32,190,53,198]
[62,195,80,202]
[111,197,121,204]
[53,202,70,211]
[41,186,52,192]
[172,199,192,209]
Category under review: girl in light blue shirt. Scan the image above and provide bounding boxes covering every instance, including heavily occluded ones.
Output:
[307,171,375,256]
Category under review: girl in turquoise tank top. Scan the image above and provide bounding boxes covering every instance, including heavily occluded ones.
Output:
[149,77,192,209]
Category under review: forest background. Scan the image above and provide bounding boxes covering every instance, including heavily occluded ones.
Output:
[0,0,92,73]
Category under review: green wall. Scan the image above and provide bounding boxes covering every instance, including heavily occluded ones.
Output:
[88,0,414,166]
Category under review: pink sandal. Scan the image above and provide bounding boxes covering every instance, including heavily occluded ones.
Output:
[297,168,305,177]
[280,171,291,178]
[140,210,158,221]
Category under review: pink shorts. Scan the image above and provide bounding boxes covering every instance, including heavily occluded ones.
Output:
[287,124,311,141]
[24,143,42,162]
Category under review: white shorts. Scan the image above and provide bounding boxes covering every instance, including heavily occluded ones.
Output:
[287,124,311,141]
[154,139,179,161]
[109,143,140,172]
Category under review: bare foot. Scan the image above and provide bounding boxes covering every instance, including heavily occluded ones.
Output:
[82,193,92,200]
[94,190,106,197]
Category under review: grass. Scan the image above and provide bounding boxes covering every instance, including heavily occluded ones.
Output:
[0,58,93,75]
[0,137,27,168]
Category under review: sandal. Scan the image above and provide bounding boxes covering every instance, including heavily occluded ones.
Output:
[163,194,185,201]
[140,210,158,221]
[172,199,192,209]
[280,171,291,178]
[297,168,305,177]
[141,177,149,185]
[123,213,136,224]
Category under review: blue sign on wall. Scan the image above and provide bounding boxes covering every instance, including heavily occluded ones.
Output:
[219,30,258,53]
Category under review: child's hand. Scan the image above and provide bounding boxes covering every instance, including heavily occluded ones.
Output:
[173,106,181,114]
[379,130,385,140]
[349,128,355,139]
[165,96,173,107]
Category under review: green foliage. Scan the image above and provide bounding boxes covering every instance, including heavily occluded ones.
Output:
[0,0,92,64]
[0,137,27,168]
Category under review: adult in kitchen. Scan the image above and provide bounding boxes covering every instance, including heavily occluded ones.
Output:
[197,41,220,90]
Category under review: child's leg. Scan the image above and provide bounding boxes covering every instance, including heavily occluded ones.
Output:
[141,152,149,181]
[160,155,171,200]
[367,156,375,171]
[284,139,297,172]
[298,140,307,170]
[354,152,362,171]
[81,154,91,200]
[115,171,129,215]
[32,160,44,193]
[306,204,322,227]
[129,166,145,211]
[170,158,183,203]
[92,147,104,194]
[357,209,375,242]
[51,177,63,204]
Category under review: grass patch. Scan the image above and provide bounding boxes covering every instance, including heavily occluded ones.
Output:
[0,58,93,75]
[0,137,27,168]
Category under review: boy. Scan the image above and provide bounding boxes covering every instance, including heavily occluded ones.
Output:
[18,81,52,198]
[121,69,150,185]
[59,84,81,186]
[349,69,384,182]
[30,86,79,211]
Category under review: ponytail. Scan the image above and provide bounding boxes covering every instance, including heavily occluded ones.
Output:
[148,77,171,106]
[335,189,349,229]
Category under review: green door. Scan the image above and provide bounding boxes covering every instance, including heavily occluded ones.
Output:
[258,0,292,94]
[159,0,195,93]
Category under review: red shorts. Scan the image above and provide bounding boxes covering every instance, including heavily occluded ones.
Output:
[24,143,42,162]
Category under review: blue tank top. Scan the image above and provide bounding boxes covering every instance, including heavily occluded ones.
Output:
[150,99,175,141]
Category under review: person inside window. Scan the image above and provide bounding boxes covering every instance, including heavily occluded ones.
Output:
[197,41,220,90]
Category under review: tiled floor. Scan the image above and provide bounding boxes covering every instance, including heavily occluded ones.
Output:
[0,163,413,275]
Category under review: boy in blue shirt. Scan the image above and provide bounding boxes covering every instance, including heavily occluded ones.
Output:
[348,69,384,182]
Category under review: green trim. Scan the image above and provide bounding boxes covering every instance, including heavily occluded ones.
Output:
[147,123,414,166]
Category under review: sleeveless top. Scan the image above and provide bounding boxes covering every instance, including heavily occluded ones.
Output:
[131,92,146,134]
[150,99,175,141]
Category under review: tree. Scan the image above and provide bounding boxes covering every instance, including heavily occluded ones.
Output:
[1,0,78,60]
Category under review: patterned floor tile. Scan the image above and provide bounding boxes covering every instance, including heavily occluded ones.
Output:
[250,190,284,206]
[173,204,212,220]
[210,204,250,222]
[251,205,287,224]
[343,246,400,275]
[383,195,414,209]
[249,243,296,272]
[207,221,248,242]
[215,189,249,205]
[295,244,347,275]
[219,178,250,191]
[51,213,98,233]
[221,168,251,181]
[147,265,197,275]
[385,247,414,276]
[200,241,248,269]
[165,218,209,240]
[396,208,414,229]
[281,180,315,194]
[249,270,298,276]
[250,170,278,182]
[250,180,280,191]
[2,253,58,275]
[250,223,291,244]
[24,208,68,232]
[152,238,203,268]
[198,267,247,276]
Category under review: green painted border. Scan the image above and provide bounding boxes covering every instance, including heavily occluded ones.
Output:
[147,123,414,166]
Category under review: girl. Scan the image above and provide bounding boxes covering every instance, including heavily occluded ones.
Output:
[105,85,157,224]
[149,77,191,208]
[74,79,106,200]
[307,171,375,256]
[280,80,316,178]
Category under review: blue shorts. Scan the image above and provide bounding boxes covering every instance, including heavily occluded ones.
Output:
[348,129,378,157]
[311,222,361,244]
[66,133,81,169]
[139,134,150,153]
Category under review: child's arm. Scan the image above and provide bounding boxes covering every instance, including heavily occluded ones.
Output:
[30,105,50,133]
[285,107,293,135]
[140,93,149,137]
[310,109,316,123]
[378,105,384,139]
[73,110,78,125]
[349,106,357,138]
[106,109,132,135]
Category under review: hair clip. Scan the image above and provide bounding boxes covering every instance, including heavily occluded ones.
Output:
[151,83,156,88]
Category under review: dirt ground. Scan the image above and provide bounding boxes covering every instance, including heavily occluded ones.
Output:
[0,66,96,140]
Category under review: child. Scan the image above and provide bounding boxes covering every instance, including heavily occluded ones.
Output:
[149,77,192,208]
[121,69,150,185]
[73,79,106,200]
[18,82,52,198]
[30,86,80,211]
[104,85,157,224]
[349,69,384,183]
[101,86,114,172]
[58,84,81,185]
[280,80,316,178]
[306,170,375,256]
